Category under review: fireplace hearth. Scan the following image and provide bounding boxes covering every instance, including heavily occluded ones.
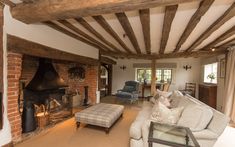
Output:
[21,58,71,133]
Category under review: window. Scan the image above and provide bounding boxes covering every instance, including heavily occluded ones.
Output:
[136,69,172,83]
[204,63,218,84]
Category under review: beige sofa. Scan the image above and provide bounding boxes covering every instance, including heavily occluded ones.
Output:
[129,94,230,147]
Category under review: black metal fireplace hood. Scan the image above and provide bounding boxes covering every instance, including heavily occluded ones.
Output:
[25,58,67,91]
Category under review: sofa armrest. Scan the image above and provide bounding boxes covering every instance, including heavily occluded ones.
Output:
[192,129,219,140]
[141,120,151,147]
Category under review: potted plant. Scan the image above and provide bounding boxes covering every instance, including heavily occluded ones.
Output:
[207,73,215,83]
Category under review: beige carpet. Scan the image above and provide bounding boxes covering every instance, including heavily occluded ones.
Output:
[16,97,141,147]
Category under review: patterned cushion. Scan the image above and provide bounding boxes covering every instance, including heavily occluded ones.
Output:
[75,103,124,128]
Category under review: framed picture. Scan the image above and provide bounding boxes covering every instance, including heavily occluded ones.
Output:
[220,58,226,78]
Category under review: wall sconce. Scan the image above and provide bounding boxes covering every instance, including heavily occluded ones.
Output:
[183,65,192,70]
[119,65,126,70]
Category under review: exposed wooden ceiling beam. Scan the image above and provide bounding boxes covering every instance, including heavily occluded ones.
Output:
[100,56,117,65]
[11,0,201,24]
[139,9,151,54]
[215,38,235,50]
[57,20,113,52]
[44,21,107,52]
[0,0,16,7]
[92,15,133,54]
[116,12,141,54]
[174,0,214,53]
[201,26,235,50]
[75,18,123,53]
[102,49,227,59]
[21,0,35,3]
[159,5,178,54]
[186,2,235,52]
[7,35,99,65]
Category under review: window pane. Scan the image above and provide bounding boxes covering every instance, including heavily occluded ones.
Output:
[163,69,172,83]
[137,69,145,82]
[204,63,217,84]
[156,70,162,82]
[145,69,152,83]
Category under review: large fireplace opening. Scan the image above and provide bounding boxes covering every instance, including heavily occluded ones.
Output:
[7,53,98,142]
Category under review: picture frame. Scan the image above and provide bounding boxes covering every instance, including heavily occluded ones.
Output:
[220,58,226,78]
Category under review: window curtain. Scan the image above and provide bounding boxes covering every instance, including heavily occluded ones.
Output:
[223,47,235,122]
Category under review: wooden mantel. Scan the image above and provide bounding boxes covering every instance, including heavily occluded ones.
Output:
[7,35,99,65]
[11,0,201,24]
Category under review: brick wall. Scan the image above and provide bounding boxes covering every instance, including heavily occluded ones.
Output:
[56,64,98,103]
[7,52,23,142]
[7,54,98,143]
[21,56,98,103]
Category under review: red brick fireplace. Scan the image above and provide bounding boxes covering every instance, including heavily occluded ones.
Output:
[7,52,98,142]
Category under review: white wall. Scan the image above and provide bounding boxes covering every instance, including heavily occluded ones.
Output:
[200,55,225,112]
[112,58,201,98]
[0,6,99,146]
[4,6,99,59]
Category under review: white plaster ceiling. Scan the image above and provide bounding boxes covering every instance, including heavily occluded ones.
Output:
[10,0,235,54]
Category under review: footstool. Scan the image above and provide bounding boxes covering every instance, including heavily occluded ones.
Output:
[75,103,124,133]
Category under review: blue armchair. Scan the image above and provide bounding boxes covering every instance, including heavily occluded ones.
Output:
[116,81,139,103]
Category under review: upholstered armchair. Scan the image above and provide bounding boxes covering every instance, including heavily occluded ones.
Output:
[116,81,139,103]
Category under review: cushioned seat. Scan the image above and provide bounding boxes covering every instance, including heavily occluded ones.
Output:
[116,81,139,103]
[75,103,124,133]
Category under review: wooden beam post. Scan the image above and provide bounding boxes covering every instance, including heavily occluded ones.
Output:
[159,5,178,54]
[174,0,214,52]
[7,35,99,65]
[116,12,141,54]
[11,0,201,24]
[186,2,235,52]
[93,15,133,54]
[139,9,151,54]
[75,18,123,53]
[151,59,156,96]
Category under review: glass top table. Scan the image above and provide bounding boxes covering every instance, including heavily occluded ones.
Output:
[148,122,200,147]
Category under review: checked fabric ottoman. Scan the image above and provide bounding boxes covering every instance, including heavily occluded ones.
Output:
[75,103,124,133]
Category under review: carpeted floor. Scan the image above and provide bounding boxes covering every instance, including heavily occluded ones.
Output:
[15,96,142,147]
[15,96,235,147]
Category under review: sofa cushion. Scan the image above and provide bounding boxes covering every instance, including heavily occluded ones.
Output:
[156,89,172,98]
[192,129,219,140]
[177,104,213,131]
[150,102,184,124]
[169,90,184,108]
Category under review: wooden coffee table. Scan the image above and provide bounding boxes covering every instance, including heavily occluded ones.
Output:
[148,122,200,147]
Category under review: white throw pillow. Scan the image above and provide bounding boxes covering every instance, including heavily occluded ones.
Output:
[169,90,184,108]
[149,95,171,107]
[157,89,172,98]
[150,101,184,124]
[177,104,213,132]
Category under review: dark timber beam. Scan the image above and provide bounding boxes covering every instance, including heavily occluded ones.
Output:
[174,0,214,53]
[215,38,235,50]
[57,20,112,52]
[75,18,123,53]
[116,12,141,54]
[102,49,227,59]
[186,2,235,52]
[0,0,16,7]
[44,21,107,53]
[11,0,201,24]
[7,35,99,65]
[139,9,151,54]
[201,26,235,50]
[100,56,117,65]
[159,5,178,54]
[93,15,133,54]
